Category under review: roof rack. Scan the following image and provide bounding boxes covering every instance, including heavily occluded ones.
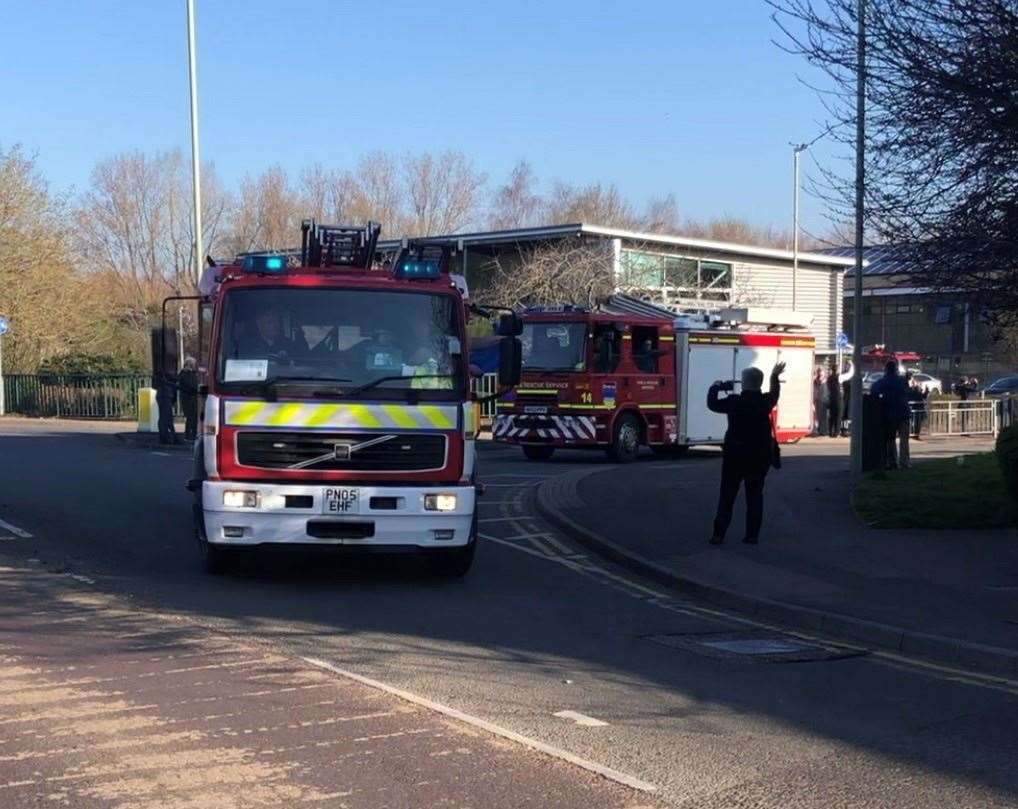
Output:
[300,219,381,268]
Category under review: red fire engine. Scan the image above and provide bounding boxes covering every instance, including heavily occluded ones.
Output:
[493,296,815,461]
[183,221,521,576]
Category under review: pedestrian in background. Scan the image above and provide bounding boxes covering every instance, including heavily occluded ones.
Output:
[156,369,179,446]
[826,362,842,437]
[907,373,927,440]
[178,357,199,442]
[872,361,909,469]
[707,361,785,546]
[811,366,826,436]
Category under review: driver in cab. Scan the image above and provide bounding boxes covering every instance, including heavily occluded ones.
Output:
[232,305,307,360]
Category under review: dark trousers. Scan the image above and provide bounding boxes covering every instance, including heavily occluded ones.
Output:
[713,457,767,540]
[827,401,840,436]
[157,387,176,444]
[183,402,198,441]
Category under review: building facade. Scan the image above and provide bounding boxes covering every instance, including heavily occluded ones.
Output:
[381,223,854,354]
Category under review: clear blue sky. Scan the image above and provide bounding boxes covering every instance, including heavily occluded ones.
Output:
[3,0,837,236]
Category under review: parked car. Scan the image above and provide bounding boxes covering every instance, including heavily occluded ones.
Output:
[983,375,1018,397]
[861,371,884,393]
[905,370,942,395]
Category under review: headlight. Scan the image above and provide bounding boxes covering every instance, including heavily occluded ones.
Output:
[223,490,259,508]
[424,493,457,512]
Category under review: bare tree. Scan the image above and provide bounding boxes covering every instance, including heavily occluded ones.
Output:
[226,165,303,255]
[771,0,1018,327]
[489,160,542,230]
[402,151,487,236]
[641,194,681,234]
[483,240,615,309]
[300,163,355,224]
[545,181,639,229]
[679,214,791,248]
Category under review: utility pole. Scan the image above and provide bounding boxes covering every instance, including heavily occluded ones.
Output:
[791,143,808,311]
[186,0,204,276]
[849,0,867,479]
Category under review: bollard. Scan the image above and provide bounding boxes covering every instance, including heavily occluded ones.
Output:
[137,387,158,433]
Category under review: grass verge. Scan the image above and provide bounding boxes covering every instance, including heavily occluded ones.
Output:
[854,452,1018,529]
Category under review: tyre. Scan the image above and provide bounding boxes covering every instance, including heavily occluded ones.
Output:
[194,502,229,575]
[607,413,641,463]
[427,538,476,577]
[522,445,555,461]
[427,512,477,577]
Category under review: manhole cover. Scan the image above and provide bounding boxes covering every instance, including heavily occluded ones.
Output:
[644,631,864,663]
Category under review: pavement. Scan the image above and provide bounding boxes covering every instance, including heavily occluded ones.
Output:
[536,436,1018,677]
[3,417,1018,807]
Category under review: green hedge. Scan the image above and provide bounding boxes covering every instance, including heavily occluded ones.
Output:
[996,425,1018,503]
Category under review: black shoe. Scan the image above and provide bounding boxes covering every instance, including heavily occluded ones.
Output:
[709,536,724,545]
[742,536,759,545]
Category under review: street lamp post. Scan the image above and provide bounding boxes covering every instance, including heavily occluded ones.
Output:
[791,143,808,311]
[849,0,867,479]
[185,0,203,276]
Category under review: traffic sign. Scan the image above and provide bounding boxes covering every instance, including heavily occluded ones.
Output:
[0,316,8,336]
[836,331,849,349]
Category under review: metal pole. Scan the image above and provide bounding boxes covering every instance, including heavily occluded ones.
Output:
[849,0,867,479]
[178,307,185,371]
[792,148,798,311]
[186,0,204,277]
[0,335,5,417]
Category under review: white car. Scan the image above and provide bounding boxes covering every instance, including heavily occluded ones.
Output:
[907,371,942,395]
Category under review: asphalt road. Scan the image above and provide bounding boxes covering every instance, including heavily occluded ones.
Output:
[2,418,1018,808]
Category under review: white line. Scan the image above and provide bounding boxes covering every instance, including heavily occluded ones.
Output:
[301,657,656,794]
[0,519,32,539]
[478,517,540,524]
[67,574,96,585]
[540,533,575,556]
[526,536,557,555]
[553,710,609,727]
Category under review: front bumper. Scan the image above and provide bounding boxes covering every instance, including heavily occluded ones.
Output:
[492,413,600,445]
[202,481,475,548]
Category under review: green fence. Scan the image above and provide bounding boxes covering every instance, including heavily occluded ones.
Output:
[2,374,153,420]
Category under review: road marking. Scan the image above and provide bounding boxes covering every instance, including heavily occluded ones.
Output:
[553,710,609,727]
[151,451,172,457]
[67,574,95,585]
[0,519,32,539]
[301,657,656,794]
[478,516,540,524]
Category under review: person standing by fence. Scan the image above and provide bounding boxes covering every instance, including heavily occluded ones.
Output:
[812,366,826,436]
[178,358,199,442]
[872,361,910,469]
[907,373,927,440]
[826,362,842,437]
[156,369,179,446]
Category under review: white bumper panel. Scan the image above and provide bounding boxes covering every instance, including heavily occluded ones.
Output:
[203,481,475,548]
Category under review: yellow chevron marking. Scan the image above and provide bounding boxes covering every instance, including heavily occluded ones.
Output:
[347,404,382,428]
[230,402,266,425]
[268,403,303,426]
[419,405,454,429]
[382,404,418,429]
[305,404,341,427]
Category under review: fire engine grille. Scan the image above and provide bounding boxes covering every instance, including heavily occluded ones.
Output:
[236,432,447,471]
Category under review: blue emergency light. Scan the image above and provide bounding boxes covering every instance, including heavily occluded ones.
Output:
[243,255,287,273]
[396,259,441,279]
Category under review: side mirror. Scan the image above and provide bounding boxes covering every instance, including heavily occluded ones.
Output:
[495,312,523,337]
[498,337,523,388]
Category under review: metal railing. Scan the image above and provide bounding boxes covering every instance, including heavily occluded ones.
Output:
[916,399,999,437]
[2,374,152,420]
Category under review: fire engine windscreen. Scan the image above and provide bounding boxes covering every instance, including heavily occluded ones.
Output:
[522,322,587,372]
[218,288,462,397]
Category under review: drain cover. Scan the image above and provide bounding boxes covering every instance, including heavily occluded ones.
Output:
[645,631,864,663]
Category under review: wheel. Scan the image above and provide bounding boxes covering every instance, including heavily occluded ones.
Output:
[427,512,477,577]
[522,445,555,461]
[651,444,690,458]
[427,540,476,577]
[194,501,229,575]
[607,413,641,463]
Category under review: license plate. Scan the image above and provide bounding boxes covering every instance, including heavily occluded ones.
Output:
[524,405,549,414]
[323,487,360,514]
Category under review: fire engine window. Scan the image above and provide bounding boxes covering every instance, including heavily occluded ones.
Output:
[217,288,462,398]
[632,326,663,373]
[592,325,622,373]
[522,322,586,372]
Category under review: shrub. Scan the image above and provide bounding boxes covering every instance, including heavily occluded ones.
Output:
[38,352,144,376]
[996,425,1018,503]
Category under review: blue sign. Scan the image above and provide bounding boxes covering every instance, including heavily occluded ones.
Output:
[836,331,849,349]
[0,316,8,336]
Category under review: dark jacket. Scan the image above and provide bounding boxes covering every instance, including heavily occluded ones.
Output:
[871,372,910,423]
[178,369,198,408]
[707,378,780,472]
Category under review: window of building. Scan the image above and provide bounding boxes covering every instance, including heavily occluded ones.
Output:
[620,250,732,306]
[935,305,952,325]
